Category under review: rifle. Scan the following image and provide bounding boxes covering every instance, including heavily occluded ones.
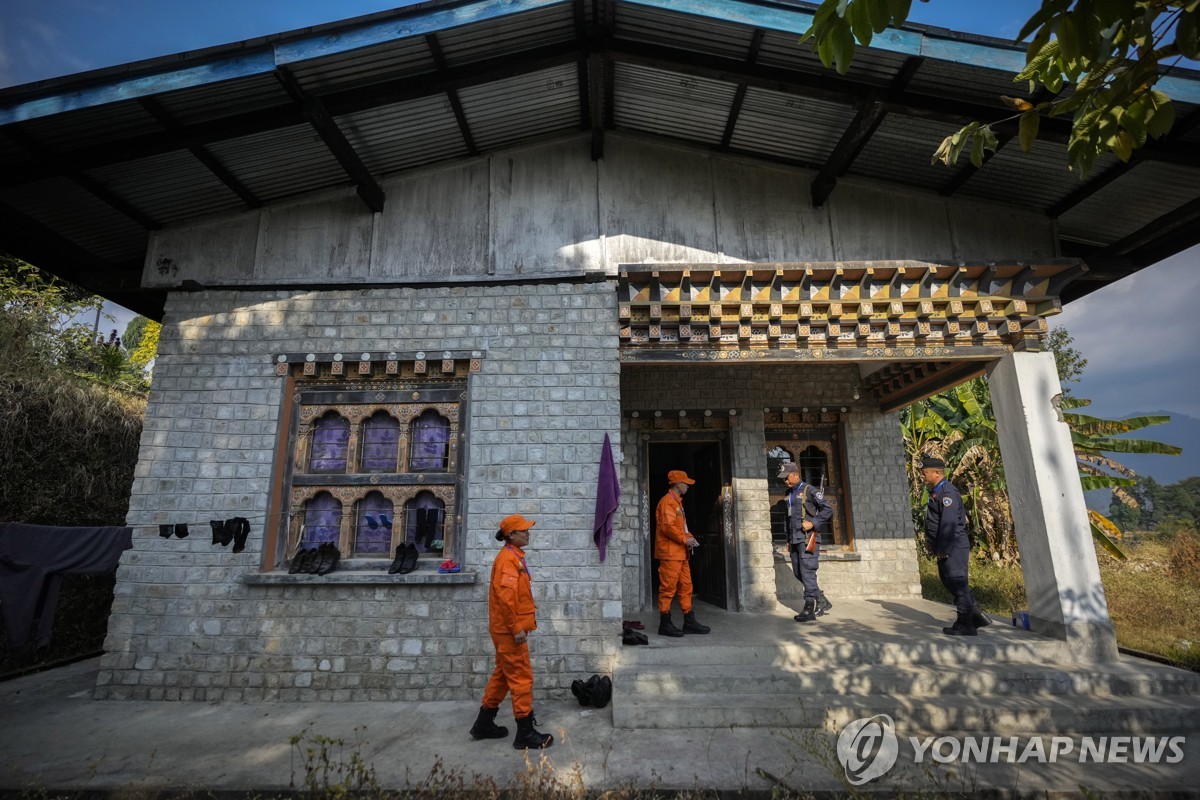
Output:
[805,473,826,553]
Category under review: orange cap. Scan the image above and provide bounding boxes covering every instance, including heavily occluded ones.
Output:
[667,470,695,485]
[499,514,537,535]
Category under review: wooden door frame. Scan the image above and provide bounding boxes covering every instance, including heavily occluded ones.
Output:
[764,418,855,550]
[639,432,739,611]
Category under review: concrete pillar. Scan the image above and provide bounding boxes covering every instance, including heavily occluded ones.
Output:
[989,351,1118,662]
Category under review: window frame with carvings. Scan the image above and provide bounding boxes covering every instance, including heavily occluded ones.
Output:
[264,352,477,574]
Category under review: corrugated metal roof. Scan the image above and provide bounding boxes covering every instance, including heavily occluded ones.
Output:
[0,176,148,263]
[1,0,1198,318]
[613,63,736,146]
[336,96,470,176]
[848,113,961,193]
[730,87,854,166]
[86,150,242,226]
[1058,159,1200,247]
[956,139,1107,213]
[614,3,756,59]
[155,73,293,126]
[206,124,347,202]
[286,39,434,96]
[458,63,581,150]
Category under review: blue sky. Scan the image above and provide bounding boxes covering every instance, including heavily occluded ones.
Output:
[3,1,1198,422]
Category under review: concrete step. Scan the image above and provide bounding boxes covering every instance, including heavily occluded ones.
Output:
[616,637,1074,667]
[618,661,1200,698]
[611,690,1200,733]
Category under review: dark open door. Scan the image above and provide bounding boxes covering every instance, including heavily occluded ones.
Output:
[648,440,731,609]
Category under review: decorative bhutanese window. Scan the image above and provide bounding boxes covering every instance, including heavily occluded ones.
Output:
[270,350,480,573]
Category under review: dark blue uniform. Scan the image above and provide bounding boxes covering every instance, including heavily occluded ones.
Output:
[787,482,833,602]
[924,478,975,616]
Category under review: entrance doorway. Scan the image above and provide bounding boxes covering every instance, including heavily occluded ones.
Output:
[646,439,735,610]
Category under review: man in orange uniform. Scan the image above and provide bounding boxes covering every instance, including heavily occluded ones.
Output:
[654,470,711,637]
[470,513,553,749]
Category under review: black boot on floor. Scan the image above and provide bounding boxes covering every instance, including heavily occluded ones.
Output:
[943,611,978,636]
[817,593,833,616]
[971,607,992,629]
[794,599,817,623]
[658,612,684,638]
[469,706,509,740]
[513,713,553,749]
[682,610,711,634]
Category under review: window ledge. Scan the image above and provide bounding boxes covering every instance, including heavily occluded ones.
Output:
[243,570,477,586]
[773,551,862,563]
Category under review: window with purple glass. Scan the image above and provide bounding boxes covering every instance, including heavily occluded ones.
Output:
[354,491,394,555]
[309,413,350,472]
[281,379,465,573]
[409,409,450,471]
[300,492,342,549]
[360,412,400,472]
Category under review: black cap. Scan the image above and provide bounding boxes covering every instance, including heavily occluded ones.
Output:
[920,456,945,469]
[777,462,799,478]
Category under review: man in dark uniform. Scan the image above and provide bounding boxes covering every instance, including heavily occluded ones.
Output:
[779,462,834,623]
[920,456,991,636]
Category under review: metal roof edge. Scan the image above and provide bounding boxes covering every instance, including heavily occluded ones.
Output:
[0,0,570,126]
[625,0,1200,103]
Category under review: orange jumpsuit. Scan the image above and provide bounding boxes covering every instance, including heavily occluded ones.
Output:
[655,489,694,614]
[482,543,537,718]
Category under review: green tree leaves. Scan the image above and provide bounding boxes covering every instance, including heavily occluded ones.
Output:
[802,0,1194,175]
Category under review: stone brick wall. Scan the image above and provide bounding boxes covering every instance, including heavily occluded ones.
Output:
[618,363,918,612]
[97,281,624,701]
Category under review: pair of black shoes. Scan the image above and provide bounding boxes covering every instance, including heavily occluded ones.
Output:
[289,542,341,575]
[621,628,648,646]
[387,542,420,574]
[571,675,612,709]
[209,517,251,553]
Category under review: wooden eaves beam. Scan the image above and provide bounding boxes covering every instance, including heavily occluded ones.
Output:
[810,56,923,208]
[1,126,159,231]
[6,31,1198,197]
[426,34,479,157]
[0,41,584,190]
[717,29,765,152]
[0,200,162,318]
[274,65,385,213]
[137,97,263,209]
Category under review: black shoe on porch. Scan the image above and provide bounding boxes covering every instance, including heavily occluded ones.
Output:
[658,612,684,638]
[469,706,509,740]
[512,713,553,749]
[943,611,978,637]
[794,600,816,623]
[817,594,833,616]
[971,607,992,629]
[682,610,710,634]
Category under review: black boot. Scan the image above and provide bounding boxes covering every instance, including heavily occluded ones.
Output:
[971,607,992,629]
[943,611,978,636]
[794,599,816,623]
[469,706,508,740]
[658,612,684,638]
[682,610,710,634]
[816,593,833,616]
[512,713,553,749]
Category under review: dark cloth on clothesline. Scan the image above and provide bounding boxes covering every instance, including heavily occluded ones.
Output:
[0,523,132,650]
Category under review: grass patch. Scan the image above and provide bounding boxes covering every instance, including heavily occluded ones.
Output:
[919,531,1200,670]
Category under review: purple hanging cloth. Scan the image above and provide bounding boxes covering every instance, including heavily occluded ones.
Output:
[593,433,621,562]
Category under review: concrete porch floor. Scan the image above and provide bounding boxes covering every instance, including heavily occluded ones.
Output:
[2,598,1198,796]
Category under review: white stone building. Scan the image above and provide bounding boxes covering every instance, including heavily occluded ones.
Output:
[2,0,1197,703]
